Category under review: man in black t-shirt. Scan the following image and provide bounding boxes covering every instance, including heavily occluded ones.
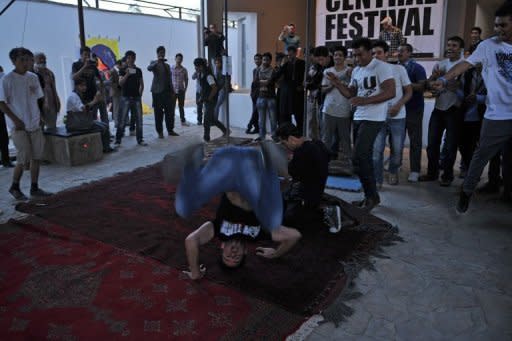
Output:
[115,50,147,146]
[183,192,301,280]
[71,46,103,117]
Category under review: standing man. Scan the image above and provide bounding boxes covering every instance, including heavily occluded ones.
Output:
[246,53,262,134]
[71,46,103,121]
[278,23,301,54]
[330,38,395,211]
[148,46,178,138]
[204,24,225,64]
[379,16,404,57]
[397,43,427,182]
[432,2,512,212]
[171,53,189,127]
[469,26,483,54]
[0,48,53,200]
[191,61,204,125]
[34,53,60,129]
[419,36,466,187]
[1,65,14,168]
[109,59,123,129]
[255,52,278,142]
[372,41,412,187]
[115,50,147,147]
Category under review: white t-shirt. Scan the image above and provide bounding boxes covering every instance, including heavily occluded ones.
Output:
[467,37,512,120]
[349,58,394,121]
[322,66,352,118]
[388,63,412,120]
[66,91,85,112]
[0,71,44,132]
[433,58,465,111]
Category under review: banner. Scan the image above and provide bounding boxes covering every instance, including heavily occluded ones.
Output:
[316,0,446,57]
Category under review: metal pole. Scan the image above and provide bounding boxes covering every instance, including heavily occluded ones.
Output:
[199,0,205,58]
[224,0,230,143]
[78,0,86,49]
[303,0,312,137]
[95,0,99,8]
[0,0,17,16]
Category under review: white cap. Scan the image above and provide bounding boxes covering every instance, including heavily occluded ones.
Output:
[381,16,392,25]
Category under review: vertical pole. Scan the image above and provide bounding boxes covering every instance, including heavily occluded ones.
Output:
[224,0,230,143]
[303,0,312,136]
[78,0,86,49]
[95,0,99,8]
[199,0,205,58]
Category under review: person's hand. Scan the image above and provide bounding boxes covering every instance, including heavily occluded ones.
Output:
[182,264,206,280]
[256,247,276,259]
[14,118,25,131]
[430,80,444,92]
[350,97,367,106]
[388,104,400,117]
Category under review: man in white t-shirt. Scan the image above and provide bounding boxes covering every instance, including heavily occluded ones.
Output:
[432,2,512,213]
[329,38,396,211]
[371,40,412,187]
[420,36,466,187]
[322,45,352,166]
[0,47,53,200]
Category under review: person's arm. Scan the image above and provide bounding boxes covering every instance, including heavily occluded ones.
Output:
[192,71,198,80]
[184,68,189,91]
[71,62,89,81]
[431,61,473,90]
[389,84,412,117]
[95,69,104,98]
[255,225,302,259]
[328,73,357,98]
[183,221,215,280]
[350,78,395,106]
[147,60,158,72]
[119,70,130,87]
[138,70,144,96]
[0,102,24,130]
[278,26,288,41]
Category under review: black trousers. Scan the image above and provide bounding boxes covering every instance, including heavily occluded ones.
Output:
[152,92,175,134]
[0,112,10,164]
[458,120,482,171]
[247,93,259,129]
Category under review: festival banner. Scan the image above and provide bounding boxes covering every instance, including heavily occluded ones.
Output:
[316,0,446,57]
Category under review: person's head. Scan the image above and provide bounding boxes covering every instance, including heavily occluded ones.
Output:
[470,27,482,43]
[80,46,91,61]
[220,237,247,268]
[445,36,464,60]
[275,52,286,65]
[34,52,47,69]
[287,45,298,59]
[352,38,374,66]
[193,57,207,72]
[156,46,166,59]
[124,50,136,65]
[254,53,262,67]
[262,52,272,67]
[275,123,303,150]
[288,23,296,35]
[9,47,32,73]
[313,46,329,66]
[209,23,218,33]
[175,53,183,65]
[381,16,393,30]
[332,45,347,66]
[397,43,413,63]
[74,78,88,94]
[372,40,389,62]
[495,2,512,43]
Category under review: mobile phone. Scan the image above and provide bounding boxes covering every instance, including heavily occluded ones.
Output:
[128,68,136,74]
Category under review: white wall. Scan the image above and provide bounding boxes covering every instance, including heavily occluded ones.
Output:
[0,0,200,117]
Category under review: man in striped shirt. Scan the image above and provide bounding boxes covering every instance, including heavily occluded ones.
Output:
[171,53,189,126]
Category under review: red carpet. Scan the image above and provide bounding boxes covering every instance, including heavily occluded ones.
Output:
[0,219,303,340]
[16,162,398,316]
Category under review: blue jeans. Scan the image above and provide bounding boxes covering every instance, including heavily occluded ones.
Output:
[373,118,406,184]
[116,96,143,143]
[214,89,226,121]
[257,97,277,140]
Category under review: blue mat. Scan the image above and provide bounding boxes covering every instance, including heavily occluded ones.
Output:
[326,176,362,192]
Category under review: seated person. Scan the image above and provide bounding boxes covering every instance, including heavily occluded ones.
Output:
[276,122,345,233]
[183,191,301,280]
[66,78,115,153]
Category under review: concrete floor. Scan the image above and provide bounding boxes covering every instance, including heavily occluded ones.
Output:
[1,109,511,340]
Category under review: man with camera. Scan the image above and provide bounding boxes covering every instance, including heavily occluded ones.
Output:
[204,24,225,64]
[278,23,301,55]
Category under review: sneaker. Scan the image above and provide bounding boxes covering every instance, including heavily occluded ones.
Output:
[254,137,263,142]
[245,126,252,134]
[351,199,366,208]
[30,188,53,198]
[248,128,259,135]
[203,135,210,142]
[439,178,452,187]
[129,130,136,136]
[388,173,399,185]
[9,187,28,200]
[363,196,381,212]
[169,130,179,137]
[137,141,148,146]
[158,133,164,139]
[181,121,190,127]
[103,147,117,153]
[456,190,471,214]
[197,121,203,126]
[408,172,420,182]
[324,205,342,233]
[418,174,438,182]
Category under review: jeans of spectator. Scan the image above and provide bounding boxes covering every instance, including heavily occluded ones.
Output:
[173,89,186,122]
[458,120,482,172]
[195,92,203,124]
[0,111,10,164]
[152,91,175,134]
[176,146,283,231]
[404,108,423,173]
[91,121,110,152]
[117,96,143,143]
[306,97,320,140]
[488,152,502,184]
[248,94,259,129]
[353,120,384,199]
[214,89,226,122]
[323,114,352,165]
[98,101,109,125]
[373,118,406,184]
[463,119,512,195]
[426,106,461,181]
[257,97,277,140]
[111,95,121,128]
[203,100,226,140]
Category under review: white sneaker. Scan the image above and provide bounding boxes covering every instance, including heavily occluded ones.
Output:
[408,172,420,182]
